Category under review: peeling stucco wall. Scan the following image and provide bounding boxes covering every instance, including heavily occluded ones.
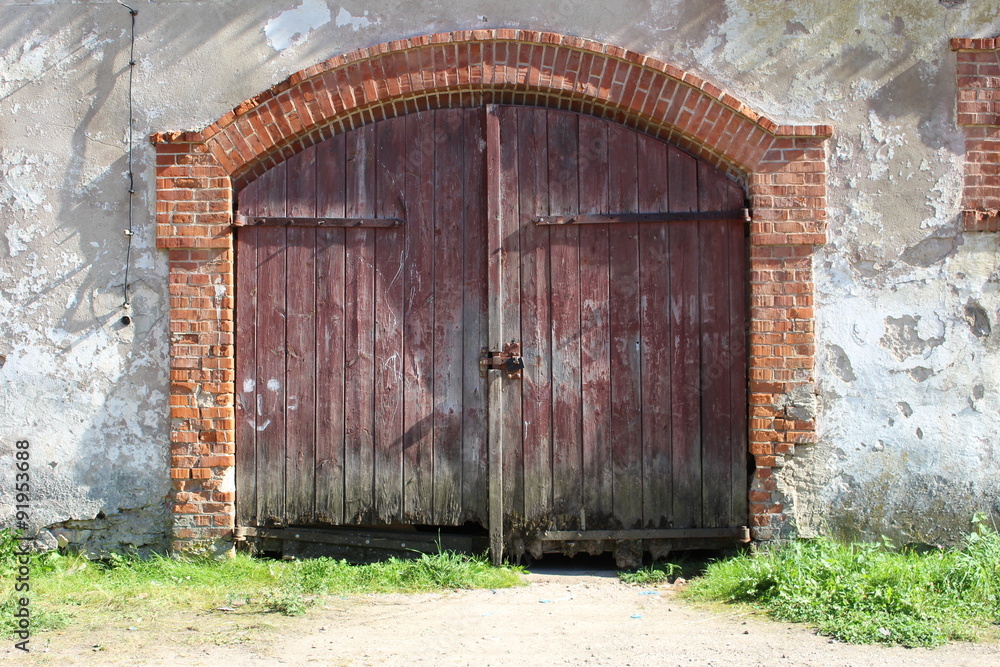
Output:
[1,0,999,551]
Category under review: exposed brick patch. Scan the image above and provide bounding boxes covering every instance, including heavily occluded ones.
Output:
[153,30,831,552]
[952,38,1000,232]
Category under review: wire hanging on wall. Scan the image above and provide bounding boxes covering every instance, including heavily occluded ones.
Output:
[119,0,138,318]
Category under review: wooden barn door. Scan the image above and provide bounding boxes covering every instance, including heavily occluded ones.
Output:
[234,105,748,562]
[489,107,748,561]
[235,109,489,531]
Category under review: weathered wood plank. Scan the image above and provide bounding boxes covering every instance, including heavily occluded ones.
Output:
[285,145,317,218]
[462,108,489,524]
[667,147,702,529]
[343,125,376,524]
[517,108,554,528]
[637,134,672,529]
[496,106,524,540]
[727,180,749,526]
[373,116,407,523]
[547,109,583,529]
[402,112,436,523]
[432,109,467,525]
[284,226,317,525]
[283,147,317,525]
[698,162,734,529]
[607,123,642,529]
[314,133,347,524]
[256,226,287,525]
[577,115,613,525]
[486,105,506,563]
[234,220,258,527]
[254,167,287,526]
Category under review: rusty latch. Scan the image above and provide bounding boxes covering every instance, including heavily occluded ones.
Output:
[480,342,523,378]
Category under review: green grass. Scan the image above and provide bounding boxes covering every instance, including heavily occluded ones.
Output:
[0,530,524,637]
[618,560,682,585]
[684,516,1000,647]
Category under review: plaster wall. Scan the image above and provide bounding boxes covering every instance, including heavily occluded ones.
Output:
[1,0,998,552]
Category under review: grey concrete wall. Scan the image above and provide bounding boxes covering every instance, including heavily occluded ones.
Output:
[1,0,999,553]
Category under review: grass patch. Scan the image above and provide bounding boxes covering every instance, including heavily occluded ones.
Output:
[0,530,524,638]
[618,560,682,585]
[618,549,727,586]
[685,516,1000,647]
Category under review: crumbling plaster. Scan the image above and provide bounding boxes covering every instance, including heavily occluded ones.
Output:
[1,0,998,552]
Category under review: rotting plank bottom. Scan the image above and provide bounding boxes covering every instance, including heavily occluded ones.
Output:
[235,526,489,564]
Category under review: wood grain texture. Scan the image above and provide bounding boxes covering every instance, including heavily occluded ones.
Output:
[486,105,506,562]
[401,112,436,524]
[496,106,524,533]
[667,147,702,529]
[607,123,642,529]
[283,147,317,525]
[637,134,672,529]
[431,109,467,525]
[234,220,258,527]
[577,115,613,524]
[255,167,287,525]
[546,110,583,528]
[462,108,489,524]
[698,161,733,528]
[373,116,406,523]
[314,133,347,524]
[284,224,317,525]
[727,180,749,525]
[516,107,554,527]
[343,125,376,524]
[256,226,287,524]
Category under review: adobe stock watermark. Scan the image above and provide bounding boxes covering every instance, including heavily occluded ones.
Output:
[11,439,31,652]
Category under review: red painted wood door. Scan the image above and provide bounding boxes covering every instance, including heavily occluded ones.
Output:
[234,106,747,556]
[492,107,747,557]
[235,109,489,529]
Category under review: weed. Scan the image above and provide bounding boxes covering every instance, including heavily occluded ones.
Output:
[618,560,682,585]
[686,516,1000,647]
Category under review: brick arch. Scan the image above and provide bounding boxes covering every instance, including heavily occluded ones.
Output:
[153,30,830,191]
[152,30,831,554]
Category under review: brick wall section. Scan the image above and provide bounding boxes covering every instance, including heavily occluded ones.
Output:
[746,136,827,538]
[156,141,238,553]
[152,30,831,552]
[952,37,1000,232]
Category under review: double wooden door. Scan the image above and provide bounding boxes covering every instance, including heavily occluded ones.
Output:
[235,106,748,560]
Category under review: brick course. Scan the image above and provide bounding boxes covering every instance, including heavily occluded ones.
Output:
[152,30,831,553]
[952,37,1000,232]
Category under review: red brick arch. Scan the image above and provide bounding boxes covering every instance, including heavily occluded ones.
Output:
[152,30,831,554]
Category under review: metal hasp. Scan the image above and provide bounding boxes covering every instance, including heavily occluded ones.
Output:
[480,341,523,378]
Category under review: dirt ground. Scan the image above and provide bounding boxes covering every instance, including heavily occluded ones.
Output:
[5,563,1000,666]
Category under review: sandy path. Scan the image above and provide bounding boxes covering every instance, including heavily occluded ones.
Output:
[6,565,1000,666]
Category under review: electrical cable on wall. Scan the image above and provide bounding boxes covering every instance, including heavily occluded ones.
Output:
[119,0,138,321]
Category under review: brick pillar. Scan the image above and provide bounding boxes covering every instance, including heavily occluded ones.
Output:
[155,138,237,555]
[746,136,828,539]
